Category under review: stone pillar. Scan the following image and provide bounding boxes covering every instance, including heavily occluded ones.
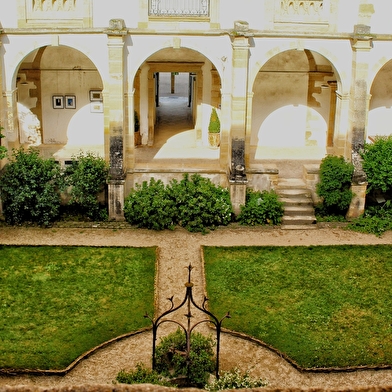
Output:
[106,20,127,221]
[346,24,372,218]
[326,81,337,148]
[228,21,251,210]
[346,183,367,220]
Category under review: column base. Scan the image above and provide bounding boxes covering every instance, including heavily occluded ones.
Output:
[346,183,367,220]
[108,179,125,221]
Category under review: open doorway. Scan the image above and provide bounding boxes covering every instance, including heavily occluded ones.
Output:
[154,72,195,147]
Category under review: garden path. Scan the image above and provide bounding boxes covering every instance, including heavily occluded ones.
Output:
[0,224,392,390]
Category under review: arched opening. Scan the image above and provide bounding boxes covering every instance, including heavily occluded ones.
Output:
[133,47,222,168]
[16,45,104,165]
[249,49,338,176]
[368,59,392,141]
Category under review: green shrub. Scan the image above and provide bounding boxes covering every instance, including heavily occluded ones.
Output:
[205,368,268,391]
[168,173,233,232]
[361,136,392,194]
[0,148,62,226]
[208,107,220,133]
[63,152,109,221]
[124,174,233,232]
[116,363,172,387]
[237,189,284,226]
[316,155,354,216]
[155,328,216,387]
[348,201,392,236]
[124,178,176,230]
[0,126,7,160]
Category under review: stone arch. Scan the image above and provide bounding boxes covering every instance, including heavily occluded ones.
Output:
[133,46,222,149]
[249,48,340,164]
[368,59,392,140]
[15,45,104,162]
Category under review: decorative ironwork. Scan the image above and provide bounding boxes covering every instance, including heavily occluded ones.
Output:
[144,264,230,379]
[149,0,209,17]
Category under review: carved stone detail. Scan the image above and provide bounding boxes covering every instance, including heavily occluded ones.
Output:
[33,0,76,12]
[280,0,323,16]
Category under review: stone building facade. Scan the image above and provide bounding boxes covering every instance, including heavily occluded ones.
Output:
[0,0,391,219]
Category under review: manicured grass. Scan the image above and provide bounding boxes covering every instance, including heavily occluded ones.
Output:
[0,246,156,370]
[204,245,392,369]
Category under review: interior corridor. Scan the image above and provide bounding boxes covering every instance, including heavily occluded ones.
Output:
[134,73,220,169]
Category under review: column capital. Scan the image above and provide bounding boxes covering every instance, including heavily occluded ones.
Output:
[350,24,373,52]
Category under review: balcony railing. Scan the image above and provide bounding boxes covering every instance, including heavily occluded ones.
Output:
[149,0,209,17]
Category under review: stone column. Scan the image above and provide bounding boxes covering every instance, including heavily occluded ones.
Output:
[326,81,337,148]
[228,22,251,213]
[106,20,127,221]
[346,24,372,218]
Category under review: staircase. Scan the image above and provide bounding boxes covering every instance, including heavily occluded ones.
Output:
[276,178,317,229]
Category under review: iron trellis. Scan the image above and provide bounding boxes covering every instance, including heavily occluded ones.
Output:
[144,264,230,380]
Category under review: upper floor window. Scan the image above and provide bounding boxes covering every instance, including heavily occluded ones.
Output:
[149,0,209,18]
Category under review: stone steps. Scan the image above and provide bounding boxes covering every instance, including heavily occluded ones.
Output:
[276,179,317,229]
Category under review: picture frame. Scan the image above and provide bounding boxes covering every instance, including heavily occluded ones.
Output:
[65,95,76,109]
[89,90,102,102]
[52,95,64,109]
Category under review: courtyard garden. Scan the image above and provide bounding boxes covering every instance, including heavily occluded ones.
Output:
[204,245,392,369]
[0,245,156,370]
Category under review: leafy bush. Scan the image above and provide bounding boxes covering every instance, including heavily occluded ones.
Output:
[63,152,109,221]
[316,155,354,216]
[155,328,216,387]
[205,368,268,391]
[116,363,172,387]
[168,173,233,232]
[124,174,233,232]
[0,126,7,160]
[0,148,62,226]
[124,178,176,230]
[237,189,284,226]
[361,136,392,194]
[348,201,392,236]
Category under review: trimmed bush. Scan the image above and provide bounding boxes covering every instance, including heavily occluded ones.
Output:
[0,148,62,226]
[316,155,354,216]
[116,363,172,387]
[361,135,392,194]
[155,328,216,387]
[205,368,268,391]
[124,178,176,230]
[62,152,109,221]
[168,173,233,232]
[237,189,284,226]
[124,174,233,232]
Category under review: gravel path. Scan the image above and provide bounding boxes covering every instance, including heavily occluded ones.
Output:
[1,225,392,389]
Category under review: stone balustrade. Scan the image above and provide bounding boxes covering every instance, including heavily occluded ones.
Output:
[149,0,209,17]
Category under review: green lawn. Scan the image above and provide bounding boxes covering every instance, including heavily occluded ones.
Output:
[204,245,392,369]
[0,245,156,370]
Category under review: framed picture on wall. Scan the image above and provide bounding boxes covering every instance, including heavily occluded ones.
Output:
[89,90,102,102]
[52,95,64,109]
[65,95,76,109]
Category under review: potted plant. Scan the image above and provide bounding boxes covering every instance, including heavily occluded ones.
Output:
[134,110,141,146]
[208,107,220,148]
